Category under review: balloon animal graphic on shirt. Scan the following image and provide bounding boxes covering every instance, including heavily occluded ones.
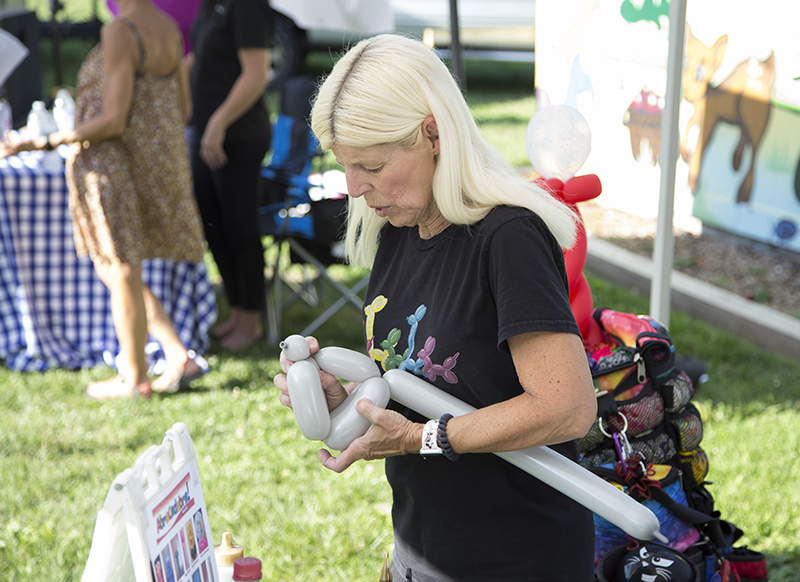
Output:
[280,334,664,543]
[526,104,604,347]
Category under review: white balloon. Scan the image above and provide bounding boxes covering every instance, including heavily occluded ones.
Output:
[382,369,664,542]
[324,378,391,450]
[315,347,381,382]
[280,334,312,361]
[282,343,387,450]
[525,105,591,181]
[282,340,664,543]
[287,360,330,440]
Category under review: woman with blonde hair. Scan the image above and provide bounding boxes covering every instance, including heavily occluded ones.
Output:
[276,34,597,580]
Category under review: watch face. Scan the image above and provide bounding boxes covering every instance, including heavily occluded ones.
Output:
[421,420,441,454]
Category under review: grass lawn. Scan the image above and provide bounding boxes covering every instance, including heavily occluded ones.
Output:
[2,15,800,580]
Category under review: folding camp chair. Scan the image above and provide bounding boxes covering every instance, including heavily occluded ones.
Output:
[259,76,369,345]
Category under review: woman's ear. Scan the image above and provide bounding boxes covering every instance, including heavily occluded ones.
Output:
[422,116,440,154]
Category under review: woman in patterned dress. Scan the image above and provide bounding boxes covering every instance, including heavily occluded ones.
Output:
[1,0,209,398]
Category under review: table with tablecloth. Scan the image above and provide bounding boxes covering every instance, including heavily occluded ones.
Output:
[0,155,217,372]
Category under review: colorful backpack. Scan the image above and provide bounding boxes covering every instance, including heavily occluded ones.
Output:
[580,308,767,582]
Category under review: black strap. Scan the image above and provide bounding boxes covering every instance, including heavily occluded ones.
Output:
[649,487,727,548]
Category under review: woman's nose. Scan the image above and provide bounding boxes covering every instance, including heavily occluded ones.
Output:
[345,172,367,198]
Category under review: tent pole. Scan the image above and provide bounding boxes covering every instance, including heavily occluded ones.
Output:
[650,0,687,329]
[448,0,464,90]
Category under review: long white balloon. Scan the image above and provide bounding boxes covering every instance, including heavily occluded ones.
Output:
[281,341,665,542]
[382,369,664,542]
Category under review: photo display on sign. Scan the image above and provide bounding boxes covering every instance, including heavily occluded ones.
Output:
[146,452,217,582]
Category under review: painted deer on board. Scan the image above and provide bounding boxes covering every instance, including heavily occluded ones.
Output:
[680,27,775,203]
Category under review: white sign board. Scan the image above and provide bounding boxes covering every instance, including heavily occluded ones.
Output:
[81,422,219,582]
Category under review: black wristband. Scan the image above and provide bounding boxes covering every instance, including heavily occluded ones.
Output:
[437,413,460,461]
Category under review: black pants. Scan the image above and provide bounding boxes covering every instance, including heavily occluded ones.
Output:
[191,135,270,312]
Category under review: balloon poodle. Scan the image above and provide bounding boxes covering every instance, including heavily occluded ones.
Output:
[526,104,604,348]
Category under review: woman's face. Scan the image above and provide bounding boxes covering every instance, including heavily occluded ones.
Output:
[333,117,446,237]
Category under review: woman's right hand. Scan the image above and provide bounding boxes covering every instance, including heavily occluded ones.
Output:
[199,118,228,170]
[0,134,32,159]
[274,335,350,412]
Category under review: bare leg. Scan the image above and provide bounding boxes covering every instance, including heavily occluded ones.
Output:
[87,260,151,398]
[142,286,207,392]
[142,284,188,366]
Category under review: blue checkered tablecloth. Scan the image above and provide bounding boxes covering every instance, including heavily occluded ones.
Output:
[0,155,218,371]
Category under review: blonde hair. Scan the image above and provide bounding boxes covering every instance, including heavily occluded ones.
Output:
[311,34,577,268]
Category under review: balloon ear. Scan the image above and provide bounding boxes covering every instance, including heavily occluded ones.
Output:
[562,173,603,204]
[544,178,565,196]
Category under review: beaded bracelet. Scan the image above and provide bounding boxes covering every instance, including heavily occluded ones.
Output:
[437,413,460,461]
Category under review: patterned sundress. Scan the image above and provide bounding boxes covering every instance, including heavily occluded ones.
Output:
[65,18,205,264]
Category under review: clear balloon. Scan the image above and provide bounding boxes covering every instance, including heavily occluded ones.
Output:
[526,105,592,181]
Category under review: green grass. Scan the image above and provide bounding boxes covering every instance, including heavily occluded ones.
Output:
[3,271,800,581]
[5,19,800,581]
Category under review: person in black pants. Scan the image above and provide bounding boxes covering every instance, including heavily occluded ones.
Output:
[187,0,272,350]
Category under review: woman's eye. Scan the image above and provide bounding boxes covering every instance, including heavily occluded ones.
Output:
[365,167,381,174]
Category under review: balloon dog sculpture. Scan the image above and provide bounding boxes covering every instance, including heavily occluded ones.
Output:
[280,335,665,543]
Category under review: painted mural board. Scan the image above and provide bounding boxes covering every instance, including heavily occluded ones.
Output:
[535,0,800,253]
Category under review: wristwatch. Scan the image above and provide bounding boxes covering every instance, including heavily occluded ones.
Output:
[420,419,442,455]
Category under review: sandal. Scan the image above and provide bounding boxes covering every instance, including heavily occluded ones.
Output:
[152,350,210,394]
[85,375,152,401]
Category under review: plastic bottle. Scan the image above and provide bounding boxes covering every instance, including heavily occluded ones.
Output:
[214,532,244,582]
[233,557,262,581]
[0,91,12,142]
[27,100,62,170]
[27,100,58,138]
[52,88,76,132]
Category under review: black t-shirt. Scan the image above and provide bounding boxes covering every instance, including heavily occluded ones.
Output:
[364,206,595,581]
[189,0,272,143]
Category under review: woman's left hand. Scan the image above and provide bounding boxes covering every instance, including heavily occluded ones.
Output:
[318,399,418,473]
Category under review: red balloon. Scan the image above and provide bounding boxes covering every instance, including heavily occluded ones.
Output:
[570,274,594,339]
[564,214,587,288]
[561,173,602,205]
[536,173,605,344]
